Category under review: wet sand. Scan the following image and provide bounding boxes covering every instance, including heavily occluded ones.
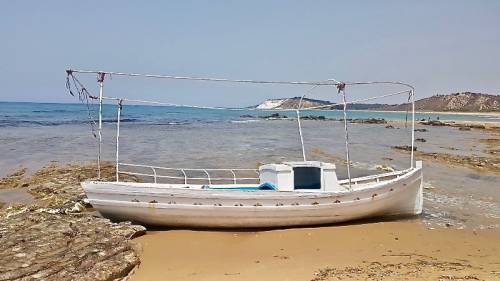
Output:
[129,221,500,281]
[0,188,34,208]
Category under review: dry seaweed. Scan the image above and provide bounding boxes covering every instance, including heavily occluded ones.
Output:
[311,257,483,281]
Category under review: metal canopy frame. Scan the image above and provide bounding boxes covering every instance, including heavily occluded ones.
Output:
[65,69,416,188]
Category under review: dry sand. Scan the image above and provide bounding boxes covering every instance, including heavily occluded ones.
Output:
[129,221,500,281]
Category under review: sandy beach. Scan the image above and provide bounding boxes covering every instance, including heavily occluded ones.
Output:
[129,221,500,281]
[125,117,499,280]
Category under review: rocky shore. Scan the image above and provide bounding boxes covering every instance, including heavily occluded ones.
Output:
[418,119,500,132]
[242,113,388,124]
[392,147,500,174]
[0,162,145,281]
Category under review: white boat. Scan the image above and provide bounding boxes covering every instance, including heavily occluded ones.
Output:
[82,161,422,228]
[67,69,422,228]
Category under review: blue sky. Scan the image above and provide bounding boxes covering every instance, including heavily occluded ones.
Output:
[1,1,499,106]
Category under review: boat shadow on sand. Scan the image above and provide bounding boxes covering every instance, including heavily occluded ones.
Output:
[142,214,422,232]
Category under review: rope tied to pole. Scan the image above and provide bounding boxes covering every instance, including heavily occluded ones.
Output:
[97,72,105,83]
[65,71,98,137]
[336,82,346,93]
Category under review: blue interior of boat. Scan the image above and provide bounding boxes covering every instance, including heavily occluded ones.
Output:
[204,182,277,190]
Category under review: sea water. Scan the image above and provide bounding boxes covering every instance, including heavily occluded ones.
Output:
[0,101,496,128]
[0,101,498,229]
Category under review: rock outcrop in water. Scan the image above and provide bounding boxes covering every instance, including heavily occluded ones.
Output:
[0,162,145,281]
[243,114,388,124]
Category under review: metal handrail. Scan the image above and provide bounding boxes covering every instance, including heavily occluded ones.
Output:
[118,162,259,184]
[337,168,411,185]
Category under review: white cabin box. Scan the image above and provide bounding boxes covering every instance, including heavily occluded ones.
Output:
[259,161,342,192]
[259,164,294,191]
[320,162,342,192]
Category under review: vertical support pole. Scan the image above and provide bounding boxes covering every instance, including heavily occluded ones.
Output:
[230,170,237,184]
[181,169,187,185]
[338,84,352,189]
[296,112,306,162]
[410,89,415,168]
[152,167,157,184]
[297,95,306,161]
[97,72,105,179]
[115,99,122,182]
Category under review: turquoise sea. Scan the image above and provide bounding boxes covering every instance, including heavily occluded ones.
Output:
[0,101,498,128]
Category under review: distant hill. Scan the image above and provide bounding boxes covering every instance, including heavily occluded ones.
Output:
[382,92,500,112]
[252,97,387,110]
[253,93,500,112]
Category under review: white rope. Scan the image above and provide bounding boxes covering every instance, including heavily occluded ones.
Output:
[101,89,411,112]
[294,89,412,110]
[344,81,415,91]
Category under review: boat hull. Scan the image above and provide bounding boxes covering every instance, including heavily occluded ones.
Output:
[82,167,423,228]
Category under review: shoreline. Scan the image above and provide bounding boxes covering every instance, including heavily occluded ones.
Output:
[347,109,500,117]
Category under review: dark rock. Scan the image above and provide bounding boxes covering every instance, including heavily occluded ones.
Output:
[302,115,329,121]
[351,118,387,124]
[414,128,428,132]
[420,120,446,126]
[392,145,417,151]
[468,124,486,129]
[260,113,287,119]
